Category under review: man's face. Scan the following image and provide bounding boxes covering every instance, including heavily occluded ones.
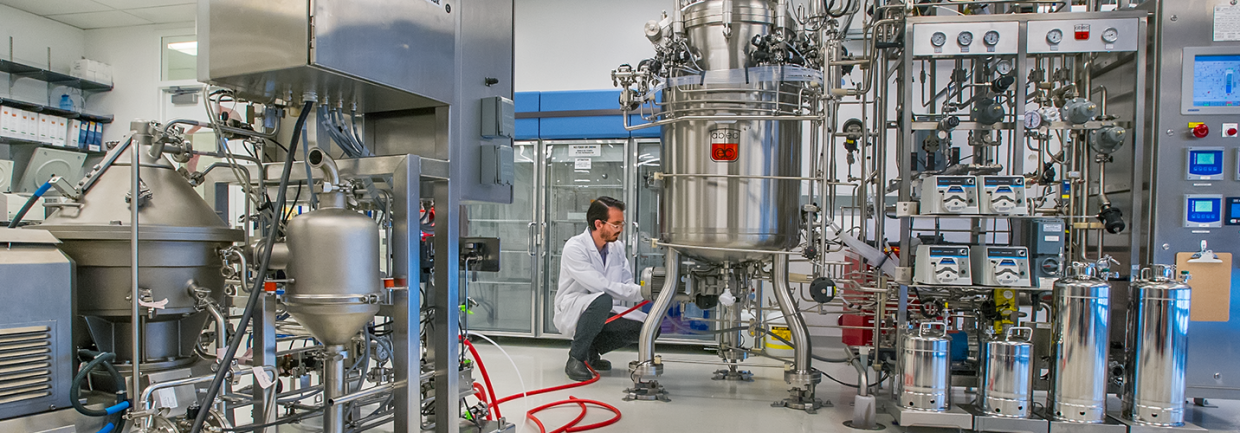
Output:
[595,208,625,243]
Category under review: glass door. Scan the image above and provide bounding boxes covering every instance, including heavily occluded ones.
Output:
[540,140,629,336]
[631,139,712,342]
[462,141,540,335]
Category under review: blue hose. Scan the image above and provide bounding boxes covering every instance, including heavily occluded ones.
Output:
[7,178,54,228]
[104,401,130,415]
[96,422,115,433]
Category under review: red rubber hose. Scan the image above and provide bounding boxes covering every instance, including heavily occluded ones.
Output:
[461,338,502,420]
[494,365,598,406]
[605,300,650,324]
[527,396,621,433]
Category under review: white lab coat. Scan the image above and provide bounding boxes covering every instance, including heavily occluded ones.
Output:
[552,229,646,338]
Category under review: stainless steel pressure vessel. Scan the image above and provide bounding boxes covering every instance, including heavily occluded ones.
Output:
[897,322,951,412]
[981,326,1033,418]
[1123,264,1190,426]
[284,203,382,346]
[1048,264,1111,423]
[661,0,803,263]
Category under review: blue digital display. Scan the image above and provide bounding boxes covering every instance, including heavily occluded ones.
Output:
[1188,149,1224,176]
[1194,55,1240,107]
[1187,197,1222,223]
[1228,198,1240,226]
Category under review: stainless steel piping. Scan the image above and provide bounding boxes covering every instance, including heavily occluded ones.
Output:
[637,249,680,366]
[323,345,347,433]
[772,254,812,375]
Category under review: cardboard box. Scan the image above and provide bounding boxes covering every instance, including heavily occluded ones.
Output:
[68,120,80,149]
[0,106,13,138]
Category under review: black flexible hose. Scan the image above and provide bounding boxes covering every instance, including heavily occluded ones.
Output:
[70,350,128,418]
[8,178,53,228]
[189,101,314,433]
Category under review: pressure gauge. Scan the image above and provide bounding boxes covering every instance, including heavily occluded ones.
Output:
[931,32,947,47]
[1046,29,1064,45]
[983,30,1001,46]
[1101,27,1119,43]
[1024,111,1043,129]
[995,60,1013,75]
[958,31,974,46]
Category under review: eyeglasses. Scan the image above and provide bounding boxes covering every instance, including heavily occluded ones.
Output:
[605,221,625,229]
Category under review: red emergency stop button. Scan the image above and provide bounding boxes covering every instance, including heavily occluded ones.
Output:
[1229,127,1237,136]
[1193,123,1210,139]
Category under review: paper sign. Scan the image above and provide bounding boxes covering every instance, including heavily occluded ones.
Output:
[568,145,601,157]
[157,388,178,408]
[253,367,274,389]
[574,158,592,170]
[1217,5,1240,41]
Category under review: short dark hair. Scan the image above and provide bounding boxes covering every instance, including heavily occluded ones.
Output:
[587,196,625,231]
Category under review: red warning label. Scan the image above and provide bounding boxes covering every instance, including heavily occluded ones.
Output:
[710,128,740,162]
[711,142,738,161]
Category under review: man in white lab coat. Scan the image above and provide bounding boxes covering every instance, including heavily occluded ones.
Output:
[553,196,649,381]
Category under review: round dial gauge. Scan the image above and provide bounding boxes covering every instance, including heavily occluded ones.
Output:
[1024,111,1043,129]
[931,32,947,47]
[958,31,974,46]
[1101,27,1119,43]
[1046,29,1064,44]
[995,60,1013,75]
[983,30,1001,46]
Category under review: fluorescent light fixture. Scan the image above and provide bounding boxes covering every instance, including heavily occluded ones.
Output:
[167,41,197,56]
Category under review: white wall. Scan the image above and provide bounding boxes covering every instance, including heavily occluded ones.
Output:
[84,23,195,143]
[514,0,673,92]
[0,4,86,106]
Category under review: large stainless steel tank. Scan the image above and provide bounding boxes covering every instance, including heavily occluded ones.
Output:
[1123,264,1190,426]
[662,0,802,263]
[1048,265,1111,423]
[283,153,381,346]
[897,322,951,412]
[37,122,243,368]
[981,326,1033,418]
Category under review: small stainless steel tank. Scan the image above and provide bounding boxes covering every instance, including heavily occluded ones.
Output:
[1124,264,1190,426]
[981,326,1033,418]
[284,151,381,346]
[1048,264,1111,423]
[897,322,951,412]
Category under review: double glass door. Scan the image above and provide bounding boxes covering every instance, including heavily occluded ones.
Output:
[465,139,709,341]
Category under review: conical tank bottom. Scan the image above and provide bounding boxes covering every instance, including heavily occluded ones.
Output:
[287,303,380,346]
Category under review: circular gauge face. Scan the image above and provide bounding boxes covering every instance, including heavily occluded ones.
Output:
[984,30,1001,46]
[958,31,974,46]
[1101,27,1119,43]
[1024,111,1043,129]
[931,32,947,47]
[1046,29,1064,44]
[996,60,1014,75]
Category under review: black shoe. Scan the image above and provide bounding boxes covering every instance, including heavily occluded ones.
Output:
[565,357,594,382]
[588,353,612,371]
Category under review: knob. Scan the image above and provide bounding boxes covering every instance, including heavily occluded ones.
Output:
[1193,123,1210,138]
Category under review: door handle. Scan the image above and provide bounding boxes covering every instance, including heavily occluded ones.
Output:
[527,222,537,256]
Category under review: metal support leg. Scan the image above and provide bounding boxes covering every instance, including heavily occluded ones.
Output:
[430,178,461,430]
[770,254,826,414]
[392,155,422,433]
[626,249,678,402]
[251,294,277,432]
[324,345,347,433]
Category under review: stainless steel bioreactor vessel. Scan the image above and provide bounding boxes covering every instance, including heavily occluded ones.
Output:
[981,327,1033,418]
[614,0,833,411]
[897,323,950,412]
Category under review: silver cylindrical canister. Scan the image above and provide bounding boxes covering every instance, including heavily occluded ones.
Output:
[1048,264,1111,423]
[897,322,951,412]
[981,326,1033,418]
[1124,264,1191,426]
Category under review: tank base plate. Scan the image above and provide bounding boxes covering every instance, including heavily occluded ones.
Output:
[712,368,753,381]
[885,402,973,429]
[1108,412,1208,433]
[623,381,670,402]
[961,403,1050,433]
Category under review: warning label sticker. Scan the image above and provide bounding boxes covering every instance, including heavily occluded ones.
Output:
[710,128,740,162]
[1216,5,1240,41]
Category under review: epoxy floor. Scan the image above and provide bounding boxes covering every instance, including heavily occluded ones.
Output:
[280,337,1240,432]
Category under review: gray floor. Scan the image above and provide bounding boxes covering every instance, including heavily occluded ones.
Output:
[460,338,1240,433]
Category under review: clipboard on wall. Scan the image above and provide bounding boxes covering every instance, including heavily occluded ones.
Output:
[1176,246,1233,322]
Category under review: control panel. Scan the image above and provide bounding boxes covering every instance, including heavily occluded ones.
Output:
[1184,194,1223,228]
[1027,18,1141,53]
[978,176,1028,215]
[919,175,979,214]
[913,21,1019,56]
[914,245,972,286]
[970,246,1032,287]
[1186,147,1225,180]
[1023,218,1064,280]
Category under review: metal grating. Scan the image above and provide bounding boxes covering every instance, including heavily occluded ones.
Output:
[0,326,53,406]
